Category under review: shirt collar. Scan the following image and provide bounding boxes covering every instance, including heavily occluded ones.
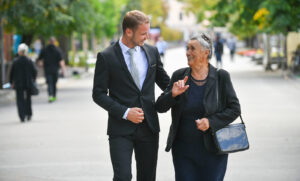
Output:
[119,38,140,54]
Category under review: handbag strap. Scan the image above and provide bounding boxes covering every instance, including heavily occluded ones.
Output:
[216,68,244,124]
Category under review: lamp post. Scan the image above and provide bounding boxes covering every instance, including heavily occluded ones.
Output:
[0,18,5,88]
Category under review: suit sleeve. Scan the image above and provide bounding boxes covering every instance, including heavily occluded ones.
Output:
[207,70,241,132]
[92,53,127,119]
[154,47,170,90]
[155,71,179,113]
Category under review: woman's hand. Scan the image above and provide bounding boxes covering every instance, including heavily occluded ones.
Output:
[172,76,189,97]
[195,118,210,131]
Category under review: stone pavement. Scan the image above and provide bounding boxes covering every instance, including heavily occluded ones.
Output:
[0,66,88,105]
[0,47,300,181]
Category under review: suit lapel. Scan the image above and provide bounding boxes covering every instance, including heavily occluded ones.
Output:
[114,41,140,91]
[140,45,151,90]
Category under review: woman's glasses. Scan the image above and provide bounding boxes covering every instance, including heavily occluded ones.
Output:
[201,33,210,43]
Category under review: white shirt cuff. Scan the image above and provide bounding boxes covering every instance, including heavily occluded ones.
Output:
[122,108,130,120]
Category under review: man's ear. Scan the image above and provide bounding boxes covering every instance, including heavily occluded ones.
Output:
[125,28,133,37]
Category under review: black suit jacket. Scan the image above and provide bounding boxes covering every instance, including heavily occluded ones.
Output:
[93,41,170,136]
[10,56,37,90]
[155,64,241,152]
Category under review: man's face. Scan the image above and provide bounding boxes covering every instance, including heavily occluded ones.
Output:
[128,23,150,47]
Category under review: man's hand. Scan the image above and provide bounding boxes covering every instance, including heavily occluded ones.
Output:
[59,60,66,77]
[195,118,210,131]
[37,61,43,67]
[127,107,144,124]
[172,76,189,97]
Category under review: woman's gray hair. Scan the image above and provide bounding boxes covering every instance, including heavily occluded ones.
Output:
[18,43,29,56]
[191,33,213,59]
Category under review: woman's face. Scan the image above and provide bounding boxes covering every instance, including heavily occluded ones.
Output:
[186,39,209,67]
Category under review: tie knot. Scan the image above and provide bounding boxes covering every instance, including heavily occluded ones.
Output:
[128,48,135,56]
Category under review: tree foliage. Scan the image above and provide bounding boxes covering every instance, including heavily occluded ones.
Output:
[254,0,300,35]
[1,0,73,36]
[0,0,127,43]
[180,0,300,38]
[92,0,128,38]
[179,0,216,22]
[141,0,167,26]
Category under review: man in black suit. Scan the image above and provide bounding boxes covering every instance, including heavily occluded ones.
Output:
[92,10,170,181]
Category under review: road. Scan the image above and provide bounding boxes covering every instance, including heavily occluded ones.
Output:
[0,46,300,181]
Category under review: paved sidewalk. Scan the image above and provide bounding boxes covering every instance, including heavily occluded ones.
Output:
[0,66,89,105]
[1,47,300,181]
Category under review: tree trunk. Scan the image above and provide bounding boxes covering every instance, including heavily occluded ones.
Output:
[58,36,70,65]
[0,19,5,86]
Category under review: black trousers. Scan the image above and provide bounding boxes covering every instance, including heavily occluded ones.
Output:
[109,122,159,181]
[15,89,32,121]
[45,71,58,97]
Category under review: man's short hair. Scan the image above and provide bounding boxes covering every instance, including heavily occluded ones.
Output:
[122,10,149,34]
[49,37,56,45]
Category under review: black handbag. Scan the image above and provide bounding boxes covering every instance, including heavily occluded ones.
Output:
[213,116,249,154]
[25,59,39,96]
[30,80,39,96]
[213,70,249,154]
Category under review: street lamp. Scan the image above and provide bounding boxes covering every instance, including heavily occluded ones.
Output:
[0,18,5,88]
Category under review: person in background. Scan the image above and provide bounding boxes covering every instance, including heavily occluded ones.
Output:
[227,36,236,61]
[37,37,65,103]
[155,36,167,66]
[155,33,240,181]
[10,43,37,122]
[214,35,224,68]
[33,38,42,55]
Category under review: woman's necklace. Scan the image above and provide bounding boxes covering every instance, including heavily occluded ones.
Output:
[191,75,207,82]
[190,72,208,86]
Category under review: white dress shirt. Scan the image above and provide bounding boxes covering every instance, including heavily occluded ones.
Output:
[119,39,149,119]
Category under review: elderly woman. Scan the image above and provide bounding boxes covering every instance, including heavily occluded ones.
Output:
[155,33,241,181]
[10,43,37,122]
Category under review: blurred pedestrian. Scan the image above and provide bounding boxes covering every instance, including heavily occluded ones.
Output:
[10,43,38,122]
[214,35,224,68]
[92,10,170,181]
[33,38,42,55]
[155,33,241,181]
[37,37,65,103]
[227,36,236,61]
[155,36,167,66]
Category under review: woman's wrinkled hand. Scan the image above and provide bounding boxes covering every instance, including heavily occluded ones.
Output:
[172,76,189,97]
[195,118,210,131]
